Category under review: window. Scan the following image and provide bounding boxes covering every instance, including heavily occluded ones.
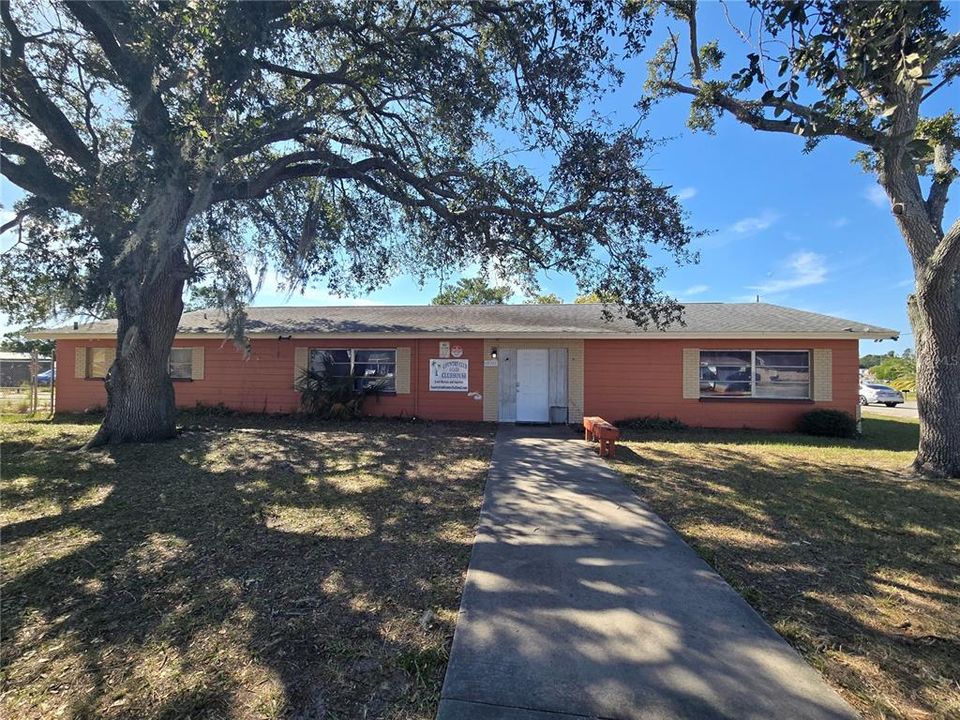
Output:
[309,348,396,392]
[169,348,193,379]
[754,351,810,399]
[86,347,116,379]
[699,350,752,397]
[700,350,809,399]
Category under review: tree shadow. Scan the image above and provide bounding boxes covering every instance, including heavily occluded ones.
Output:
[1,417,494,719]
[608,428,960,719]
[617,415,920,453]
[439,427,860,719]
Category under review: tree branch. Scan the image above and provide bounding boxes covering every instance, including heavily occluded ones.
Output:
[0,208,28,234]
[1,3,98,172]
[925,141,957,233]
[63,1,175,155]
[664,79,879,146]
[922,216,960,292]
[1,136,77,207]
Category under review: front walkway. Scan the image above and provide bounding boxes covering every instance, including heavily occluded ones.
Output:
[437,425,856,719]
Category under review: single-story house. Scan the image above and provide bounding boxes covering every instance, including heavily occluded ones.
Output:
[35,303,897,430]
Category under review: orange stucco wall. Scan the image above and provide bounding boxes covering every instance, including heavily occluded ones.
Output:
[583,338,859,431]
[54,337,486,421]
[54,336,859,430]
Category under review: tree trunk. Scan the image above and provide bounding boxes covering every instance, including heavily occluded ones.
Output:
[86,186,194,448]
[909,277,960,477]
[879,153,960,478]
[86,273,186,447]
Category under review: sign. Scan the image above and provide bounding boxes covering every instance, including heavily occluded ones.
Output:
[429,359,469,391]
[439,341,450,358]
[450,344,463,358]
[484,359,498,367]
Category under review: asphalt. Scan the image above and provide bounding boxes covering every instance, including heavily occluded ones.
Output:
[437,425,858,720]
[862,399,919,419]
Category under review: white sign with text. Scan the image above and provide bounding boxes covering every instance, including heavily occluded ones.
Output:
[429,359,469,391]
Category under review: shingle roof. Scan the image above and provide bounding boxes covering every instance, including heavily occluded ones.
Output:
[34,303,898,339]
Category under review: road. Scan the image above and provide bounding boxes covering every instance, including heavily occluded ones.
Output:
[862,399,919,419]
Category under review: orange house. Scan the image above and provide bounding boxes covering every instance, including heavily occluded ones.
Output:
[37,303,896,431]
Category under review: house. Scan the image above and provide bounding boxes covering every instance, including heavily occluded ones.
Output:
[0,351,53,387]
[34,303,897,430]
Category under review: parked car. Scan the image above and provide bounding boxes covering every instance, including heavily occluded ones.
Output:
[859,382,904,407]
[35,368,55,386]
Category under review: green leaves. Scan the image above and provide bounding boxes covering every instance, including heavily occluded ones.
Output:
[2,0,701,335]
[432,276,514,305]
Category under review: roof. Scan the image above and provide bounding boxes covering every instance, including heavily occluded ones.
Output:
[0,351,52,361]
[30,303,898,340]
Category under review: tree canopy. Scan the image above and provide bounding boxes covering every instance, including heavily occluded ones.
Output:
[574,291,620,303]
[525,292,564,304]
[1,1,697,335]
[0,327,54,357]
[431,276,513,305]
[643,0,959,476]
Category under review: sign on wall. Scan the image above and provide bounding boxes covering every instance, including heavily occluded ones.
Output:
[450,344,463,358]
[429,359,469,391]
[439,341,450,358]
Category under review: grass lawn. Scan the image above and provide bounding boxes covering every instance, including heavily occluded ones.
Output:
[610,415,959,720]
[0,414,493,719]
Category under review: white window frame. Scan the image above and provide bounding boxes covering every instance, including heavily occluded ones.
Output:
[699,349,811,400]
[309,348,397,393]
[168,347,194,380]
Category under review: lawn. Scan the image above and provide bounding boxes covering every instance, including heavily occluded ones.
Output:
[0,414,494,720]
[610,415,959,720]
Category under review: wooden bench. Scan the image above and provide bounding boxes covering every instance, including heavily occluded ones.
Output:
[582,416,620,458]
[582,416,603,440]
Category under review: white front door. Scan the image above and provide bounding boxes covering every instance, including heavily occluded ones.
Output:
[516,349,549,422]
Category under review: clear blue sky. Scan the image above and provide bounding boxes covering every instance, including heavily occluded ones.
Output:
[3,4,954,357]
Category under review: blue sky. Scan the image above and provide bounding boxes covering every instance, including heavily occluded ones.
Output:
[246,4,953,357]
[3,4,955,356]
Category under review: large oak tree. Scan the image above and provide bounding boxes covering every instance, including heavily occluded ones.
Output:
[1,1,696,446]
[644,0,960,477]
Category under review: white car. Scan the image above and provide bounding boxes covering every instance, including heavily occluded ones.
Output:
[859,382,905,407]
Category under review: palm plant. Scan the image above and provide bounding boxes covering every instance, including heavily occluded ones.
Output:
[297,353,387,419]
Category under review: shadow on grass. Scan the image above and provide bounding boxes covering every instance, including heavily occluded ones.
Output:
[611,421,959,719]
[1,417,494,719]
[619,415,920,453]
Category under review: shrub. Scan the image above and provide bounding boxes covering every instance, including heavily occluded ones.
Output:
[889,375,916,393]
[797,409,858,438]
[618,416,689,432]
[297,354,387,420]
[191,401,235,416]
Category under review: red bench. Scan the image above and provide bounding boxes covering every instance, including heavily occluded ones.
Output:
[583,416,620,458]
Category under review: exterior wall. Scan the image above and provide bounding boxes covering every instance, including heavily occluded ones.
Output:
[54,337,486,421]
[583,338,859,431]
[54,335,858,430]
[482,338,584,423]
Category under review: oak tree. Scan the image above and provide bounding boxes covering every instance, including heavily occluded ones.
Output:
[644,0,960,476]
[431,275,513,305]
[1,1,696,446]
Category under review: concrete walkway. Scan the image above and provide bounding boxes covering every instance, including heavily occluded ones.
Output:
[437,425,857,720]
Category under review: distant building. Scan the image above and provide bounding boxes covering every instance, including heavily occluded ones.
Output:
[0,352,53,387]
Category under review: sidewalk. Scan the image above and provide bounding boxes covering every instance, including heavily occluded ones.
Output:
[437,425,857,719]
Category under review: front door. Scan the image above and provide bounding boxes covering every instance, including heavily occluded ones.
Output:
[516,349,549,422]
